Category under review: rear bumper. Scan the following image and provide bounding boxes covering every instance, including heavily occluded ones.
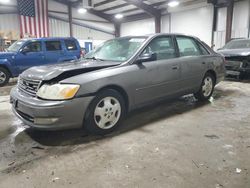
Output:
[10,87,94,130]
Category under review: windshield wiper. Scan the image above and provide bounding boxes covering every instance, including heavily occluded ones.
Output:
[85,57,105,61]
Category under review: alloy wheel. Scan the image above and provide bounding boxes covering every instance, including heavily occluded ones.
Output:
[0,71,6,84]
[94,97,121,129]
[202,76,213,97]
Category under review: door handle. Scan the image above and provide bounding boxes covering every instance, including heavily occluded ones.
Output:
[172,65,179,70]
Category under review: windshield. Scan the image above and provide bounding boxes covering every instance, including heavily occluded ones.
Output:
[223,39,250,49]
[7,40,26,52]
[85,37,147,62]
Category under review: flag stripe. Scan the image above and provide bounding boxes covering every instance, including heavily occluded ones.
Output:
[37,0,41,37]
[23,16,27,34]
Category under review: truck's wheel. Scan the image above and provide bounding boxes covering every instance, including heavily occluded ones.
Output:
[84,89,126,135]
[194,72,215,101]
[0,67,10,87]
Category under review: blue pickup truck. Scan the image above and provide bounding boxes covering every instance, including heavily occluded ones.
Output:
[0,37,81,86]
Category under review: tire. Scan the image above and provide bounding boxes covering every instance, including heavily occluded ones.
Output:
[194,72,215,101]
[84,89,126,135]
[0,67,10,87]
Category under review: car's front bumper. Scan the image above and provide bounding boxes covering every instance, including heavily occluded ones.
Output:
[225,60,250,76]
[10,87,94,130]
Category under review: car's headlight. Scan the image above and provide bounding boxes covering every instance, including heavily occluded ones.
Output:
[37,84,80,100]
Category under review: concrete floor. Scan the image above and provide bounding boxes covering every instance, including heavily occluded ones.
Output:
[0,80,249,188]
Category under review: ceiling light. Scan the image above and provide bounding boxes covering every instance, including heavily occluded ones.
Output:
[0,0,10,3]
[115,14,123,19]
[168,1,180,7]
[78,8,87,14]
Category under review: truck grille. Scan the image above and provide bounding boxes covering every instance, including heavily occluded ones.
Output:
[18,77,41,96]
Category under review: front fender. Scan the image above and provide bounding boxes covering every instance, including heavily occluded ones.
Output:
[0,58,16,77]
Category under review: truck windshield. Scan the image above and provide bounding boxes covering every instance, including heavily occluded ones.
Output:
[85,37,147,62]
[7,40,26,52]
[223,39,250,49]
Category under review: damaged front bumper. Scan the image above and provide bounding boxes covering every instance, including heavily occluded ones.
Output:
[10,87,94,130]
[225,59,250,76]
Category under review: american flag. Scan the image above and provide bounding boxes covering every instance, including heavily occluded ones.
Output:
[17,0,49,38]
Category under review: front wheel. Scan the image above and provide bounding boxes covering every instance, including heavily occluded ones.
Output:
[194,72,215,101]
[0,67,10,87]
[84,89,126,135]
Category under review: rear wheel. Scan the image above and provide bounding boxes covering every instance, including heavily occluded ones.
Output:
[0,67,10,87]
[84,89,126,135]
[194,72,215,101]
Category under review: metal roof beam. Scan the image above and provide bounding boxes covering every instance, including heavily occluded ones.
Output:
[122,0,161,17]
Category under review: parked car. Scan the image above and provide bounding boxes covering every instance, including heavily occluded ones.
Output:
[0,37,81,86]
[217,38,250,79]
[10,34,225,135]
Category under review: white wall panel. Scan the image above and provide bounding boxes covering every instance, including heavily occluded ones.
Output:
[217,7,227,31]
[161,14,170,33]
[73,24,114,40]
[120,18,155,36]
[49,18,113,41]
[170,5,213,45]
[49,18,70,37]
[232,0,250,38]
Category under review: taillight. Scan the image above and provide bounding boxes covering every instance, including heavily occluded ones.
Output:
[80,50,84,58]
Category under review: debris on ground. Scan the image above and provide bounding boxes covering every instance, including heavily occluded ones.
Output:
[31,146,45,150]
[215,183,224,188]
[204,135,220,139]
[52,177,60,182]
[236,168,242,174]
[155,147,159,152]
[192,160,199,168]
[8,161,15,166]
[222,144,233,149]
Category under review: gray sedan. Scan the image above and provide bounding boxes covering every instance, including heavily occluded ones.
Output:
[10,34,225,135]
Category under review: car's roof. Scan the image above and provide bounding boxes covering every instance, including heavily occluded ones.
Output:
[20,37,77,41]
[120,33,199,39]
[230,38,250,41]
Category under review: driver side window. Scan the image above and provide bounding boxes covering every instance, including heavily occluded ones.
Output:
[23,42,42,53]
[142,37,176,61]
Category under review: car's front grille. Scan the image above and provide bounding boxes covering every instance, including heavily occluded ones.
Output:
[225,61,242,70]
[18,77,41,96]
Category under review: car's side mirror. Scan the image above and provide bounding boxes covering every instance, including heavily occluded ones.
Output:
[136,52,157,64]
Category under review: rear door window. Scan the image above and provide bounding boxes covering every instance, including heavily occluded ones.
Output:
[45,41,62,51]
[64,39,77,51]
[176,37,202,57]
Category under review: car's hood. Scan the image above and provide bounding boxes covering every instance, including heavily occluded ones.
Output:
[217,48,250,57]
[21,59,122,81]
[0,52,16,59]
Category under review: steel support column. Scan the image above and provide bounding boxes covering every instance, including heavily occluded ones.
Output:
[155,15,161,33]
[225,0,234,42]
[115,23,121,37]
[68,3,73,37]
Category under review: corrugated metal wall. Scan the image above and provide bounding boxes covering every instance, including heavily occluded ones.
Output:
[49,18,70,37]
[73,24,114,40]
[49,18,113,40]
[0,14,20,39]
